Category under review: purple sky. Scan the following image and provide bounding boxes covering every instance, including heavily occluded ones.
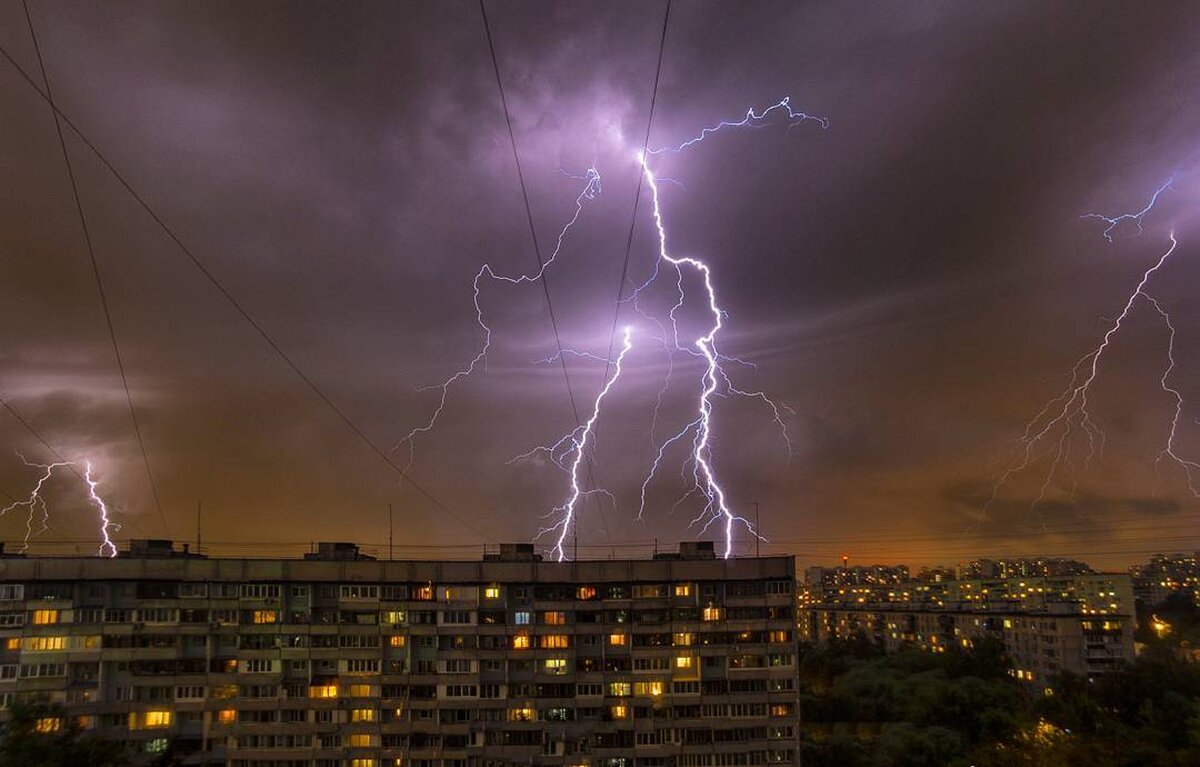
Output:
[2,0,1200,568]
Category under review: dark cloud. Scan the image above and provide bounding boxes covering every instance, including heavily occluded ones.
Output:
[2,0,1200,567]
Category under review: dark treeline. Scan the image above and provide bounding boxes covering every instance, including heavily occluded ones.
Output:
[800,603,1200,766]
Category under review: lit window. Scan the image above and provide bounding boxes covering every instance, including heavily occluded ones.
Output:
[768,630,791,643]
[512,632,531,650]
[413,585,433,601]
[610,704,628,719]
[673,632,694,646]
[608,633,627,647]
[508,707,535,722]
[32,610,58,626]
[349,760,376,767]
[608,681,631,697]
[634,681,664,696]
[484,586,501,599]
[133,710,172,729]
[389,635,407,647]
[348,684,374,697]
[543,611,567,625]
[514,611,531,625]
[5,638,17,650]
[539,635,570,649]
[674,655,695,669]
[34,717,61,733]
[310,684,339,699]
[702,606,724,622]
[543,658,568,673]
[770,703,792,717]
[217,709,236,724]
[674,584,692,597]
[577,585,596,600]
[347,734,372,747]
[252,610,277,624]
[350,708,376,722]
[22,636,66,651]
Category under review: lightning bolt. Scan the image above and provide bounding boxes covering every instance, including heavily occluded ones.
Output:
[0,454,119,556]
[392,167,602,470]
[537,326,634,562]
[627,97,824,557]
[987,175,1198,516]
[84,461,120,558]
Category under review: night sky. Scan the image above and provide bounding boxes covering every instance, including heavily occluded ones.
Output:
[2,0,1200,568]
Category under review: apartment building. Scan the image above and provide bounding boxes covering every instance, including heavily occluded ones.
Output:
[799,603,1134,689]
[0,539,799,767]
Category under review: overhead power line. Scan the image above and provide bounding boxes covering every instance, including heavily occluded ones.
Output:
[21,0,168,537]
[602,0,671,384]
[478,0,613,550]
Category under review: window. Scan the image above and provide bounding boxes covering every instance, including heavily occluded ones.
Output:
[413,585,434,601]
[389,635,407,648]
[608,633,627,647]
[702,606,724,622]
[178,583,208,598]
[673,632,694,646]
[441,610,472,624]
[512,632,531,650]
[175,686,204,701]
[543,611,567,625]
[577,585,597,600]
[543,658,568,674]
[217,709,236,724]
[22,636,65,651]
[310,684,338,699]
[340,585,380,600]
[442,684,478,698]
[633,584,667,598]
[768,630,791,643]
[610,704,629,719]
[252,610,277,625]
[674,584,692,597]
[32,609,58,625]
[514,611,531,625]
[608,681,631,697]
[345,659,380,674]
[484,585,501,599]
[212,584,238,598]
[350,708,376,722]
[347,683,374,697]
[634,681,665,697]
[291,585,309,598]
[0,585,24,601]
[539,635,570,649]
[239,584,280,600]
[132,711,172,729]
[508,707,535,722]
[675,655,695,670]
[35,718,61,733]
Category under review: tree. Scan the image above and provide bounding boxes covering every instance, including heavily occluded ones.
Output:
[0,702,131,767]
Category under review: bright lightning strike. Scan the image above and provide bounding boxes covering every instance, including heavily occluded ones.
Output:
[538,326,634,562]
[987,176,1199,516]
[392,168,602,470]
[84,461,120,558]
[0,454,119,556]
[627,97,824,558]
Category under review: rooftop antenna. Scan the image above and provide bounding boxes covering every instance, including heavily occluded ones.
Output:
[195,500,202,552]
